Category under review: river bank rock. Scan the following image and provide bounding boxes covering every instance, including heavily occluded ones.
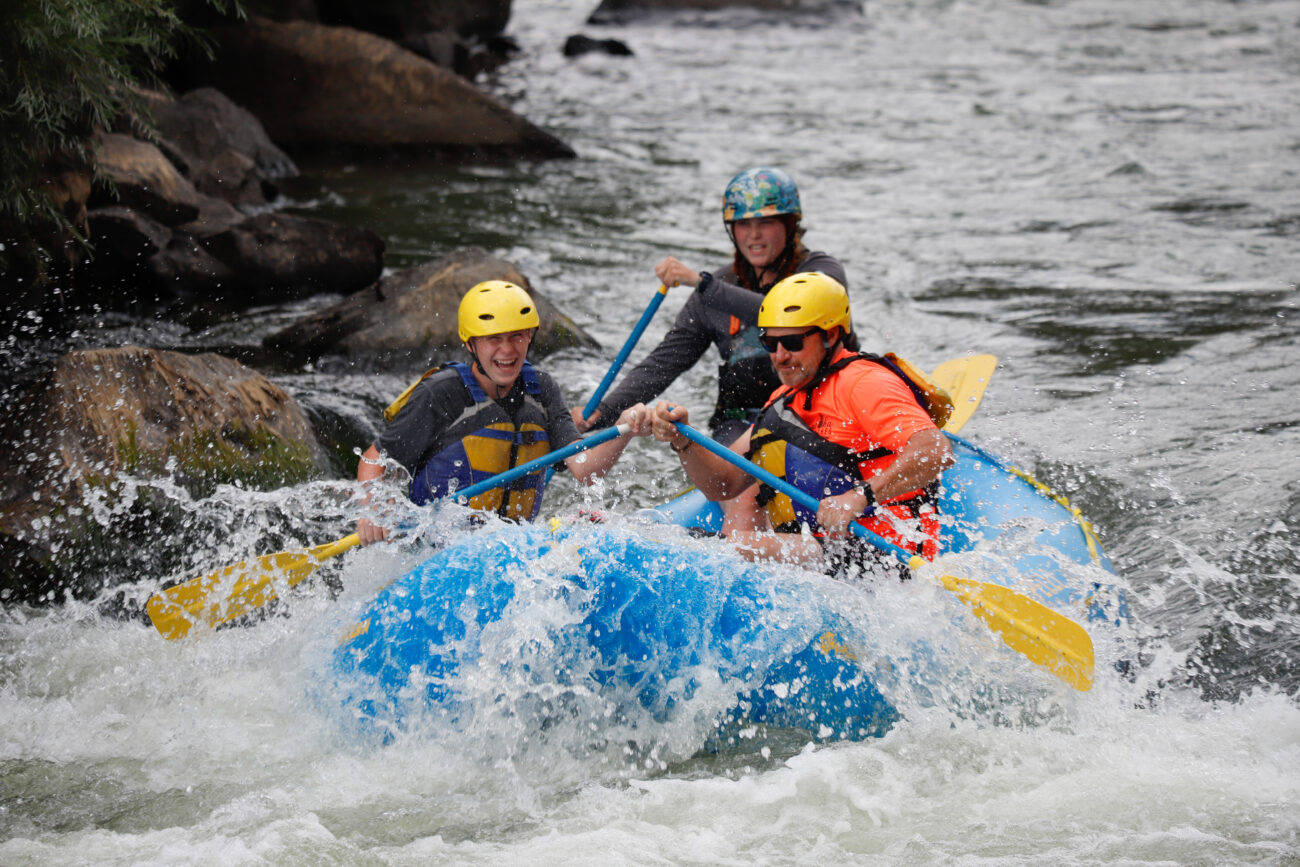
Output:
[256,0,516,79]
[0,347,330,603]
[264,247,598,370]
[563,35,634,57]
[196,17,575,157]
[199,212,386,303]
[68,101,384,307]
[151,87,299,208]
[90,133,203,227]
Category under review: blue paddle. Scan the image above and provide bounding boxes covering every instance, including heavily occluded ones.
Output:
[671,421,1095,690]
[581,284,669,422]
[147,424,632,639]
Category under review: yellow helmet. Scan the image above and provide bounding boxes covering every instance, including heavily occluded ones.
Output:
[457,280,541,343]
[757,272,851,335]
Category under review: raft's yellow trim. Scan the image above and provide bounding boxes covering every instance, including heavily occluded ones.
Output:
[816,630,858,662]
[1004,465,1104,567]
[339,618,371,645]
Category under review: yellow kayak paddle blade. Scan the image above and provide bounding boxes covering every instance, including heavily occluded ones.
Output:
[936,571,1096,691]
[146,533,362,640]
[931,354,997,434]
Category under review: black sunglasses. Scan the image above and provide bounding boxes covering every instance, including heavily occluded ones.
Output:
[759,327,822,353]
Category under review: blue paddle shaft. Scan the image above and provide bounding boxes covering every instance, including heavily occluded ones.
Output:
[672,422,913,565]
[451,423,628,503]
[582,285,669,420]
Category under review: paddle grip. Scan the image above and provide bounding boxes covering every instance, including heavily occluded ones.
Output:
[449,423,630,503]
[672,422,913,565]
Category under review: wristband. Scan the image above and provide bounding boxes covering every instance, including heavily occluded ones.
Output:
[669,439,692,455]
[854,482,876,510]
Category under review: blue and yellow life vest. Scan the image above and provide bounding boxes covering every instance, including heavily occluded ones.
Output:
[409,362,552,522]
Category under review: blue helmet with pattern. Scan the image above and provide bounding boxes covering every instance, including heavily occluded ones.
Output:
[722,167,802,223]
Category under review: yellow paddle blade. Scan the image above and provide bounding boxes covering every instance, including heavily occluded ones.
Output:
[146,533,362,640]
[935,571,1095,691]
[931,354,997,434]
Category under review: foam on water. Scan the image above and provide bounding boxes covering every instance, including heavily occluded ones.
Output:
[2,518,1296,863]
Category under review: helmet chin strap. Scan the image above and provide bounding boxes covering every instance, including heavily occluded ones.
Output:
[809,329,842,378]
[466,341,501,398]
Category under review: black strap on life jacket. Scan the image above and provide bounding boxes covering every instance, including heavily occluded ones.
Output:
[751,349,939,512]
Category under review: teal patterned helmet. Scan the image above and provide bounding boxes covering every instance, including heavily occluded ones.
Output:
[722,167,802,222]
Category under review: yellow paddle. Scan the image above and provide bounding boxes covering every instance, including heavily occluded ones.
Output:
[672,422,1096,691]
[145,534,362,640]
[146,424,631,640]
[931,354,997,433]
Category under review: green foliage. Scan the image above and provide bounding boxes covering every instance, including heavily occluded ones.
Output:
[0,0,240,279]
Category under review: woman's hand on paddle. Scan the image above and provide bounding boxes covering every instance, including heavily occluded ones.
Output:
[571,405,600,431]
[654,256,701,290]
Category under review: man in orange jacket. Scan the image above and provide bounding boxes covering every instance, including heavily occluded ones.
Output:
[648,272,953,575]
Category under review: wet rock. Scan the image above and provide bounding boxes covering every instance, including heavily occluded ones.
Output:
[588,0,861,24]
[200,211,386,303]
[90,133,202,226]
[264,247,598,370]
[0,347,329,603]
[399,29,466,69]
[563,35,634,57]
[78,206,172,292]
[199,16,575,158]
[153,87,299,181]
[400,31,520,78]
[151,87,298,209]
[148,234,236,297]
[177,194,246,239]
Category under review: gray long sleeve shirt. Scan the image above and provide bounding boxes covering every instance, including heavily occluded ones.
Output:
[593,251,847,434]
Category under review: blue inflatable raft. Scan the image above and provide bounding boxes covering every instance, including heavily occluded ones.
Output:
[328,432,1118,746]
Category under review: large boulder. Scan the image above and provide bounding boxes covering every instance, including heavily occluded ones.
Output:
[264,247,598,369]
[78,206,173,294]
[198,211,386,302]
[199,17,575,157]
[0,347,330,603]
[151,87,299,208]
[153,87,298,180]
[74,186,383,306]
[90,133,203,226]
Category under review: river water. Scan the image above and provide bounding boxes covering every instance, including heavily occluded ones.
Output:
[3,0,1299,863]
